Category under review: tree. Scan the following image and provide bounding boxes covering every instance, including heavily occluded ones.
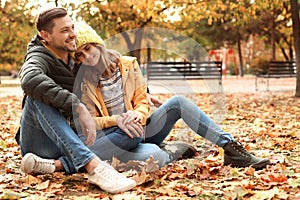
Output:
[177,0,295,76]
[177,0,256,76]
[290,0,300,97]
[0,0,35,71]
[252,0,293,61]
[75,0,173,63]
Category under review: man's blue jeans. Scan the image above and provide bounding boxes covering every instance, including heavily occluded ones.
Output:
[20,97,95,174]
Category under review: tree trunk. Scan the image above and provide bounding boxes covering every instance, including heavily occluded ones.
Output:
[289,45,294,61]
[290,0,300,97]
[121,28,144,64]
[237,39,244,77]
[271,12,276,61]
[280,46,289,61]
[122,28,144,64]
[147,43,151,62]
[132,28,144,64]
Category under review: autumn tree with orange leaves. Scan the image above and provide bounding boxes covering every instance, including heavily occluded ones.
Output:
[0,0,300,96]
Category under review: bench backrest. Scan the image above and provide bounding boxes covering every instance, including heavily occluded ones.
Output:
[268,61,296,77]
[146,61,222,80]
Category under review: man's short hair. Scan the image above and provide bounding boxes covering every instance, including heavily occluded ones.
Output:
[36,7,68,33]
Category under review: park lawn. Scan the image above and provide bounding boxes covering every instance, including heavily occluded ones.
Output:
[0,92,300,199]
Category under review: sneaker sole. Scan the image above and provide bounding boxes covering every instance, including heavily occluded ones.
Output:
[88,179,136,194]
[225,158,271,170]
[251,159,271,170]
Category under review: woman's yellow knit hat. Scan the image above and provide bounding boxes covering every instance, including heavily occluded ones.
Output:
[75,21,106,48]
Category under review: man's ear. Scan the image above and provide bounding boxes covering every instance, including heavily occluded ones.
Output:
[40,30,50,42]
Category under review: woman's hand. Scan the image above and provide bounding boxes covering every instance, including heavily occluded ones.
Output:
[117,114,144,139]
[121,110,142,124]
[147,94,163,107]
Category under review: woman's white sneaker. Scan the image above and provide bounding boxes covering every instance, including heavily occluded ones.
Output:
[20,153,55,174]
[88,161,136,194]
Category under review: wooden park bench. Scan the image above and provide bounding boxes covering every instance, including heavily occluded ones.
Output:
[146,61,222,84]
[255,61,297,91]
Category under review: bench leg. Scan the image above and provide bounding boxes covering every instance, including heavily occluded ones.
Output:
[256,77,270,92]
[255,77,258,91]
[218,80,224,93]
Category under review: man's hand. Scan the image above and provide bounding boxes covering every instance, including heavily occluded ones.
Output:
[76,103,96,146]
[147,94,163,107]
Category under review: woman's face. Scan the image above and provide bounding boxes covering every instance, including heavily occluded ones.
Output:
[75,43,100,66]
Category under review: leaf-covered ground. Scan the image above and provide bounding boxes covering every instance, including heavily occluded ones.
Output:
[0,92,300,200]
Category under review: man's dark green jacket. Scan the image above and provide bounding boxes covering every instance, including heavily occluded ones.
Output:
[19,35,80,117]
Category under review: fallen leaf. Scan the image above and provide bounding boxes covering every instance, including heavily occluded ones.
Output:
[36,180,50,190]
[145,156,159,173]
[21,174,42,185]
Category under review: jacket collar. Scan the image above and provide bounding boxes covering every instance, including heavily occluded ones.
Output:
[41,40,62,60]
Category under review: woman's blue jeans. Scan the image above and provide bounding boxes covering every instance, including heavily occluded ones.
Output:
[78,127,170,167]
[20,97,96,174]
[82,95,234,167]
[145,95,234,146]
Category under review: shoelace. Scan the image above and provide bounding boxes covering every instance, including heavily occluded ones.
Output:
[95,165,127,182]
[231,142,251,158]
[33,159,54,173]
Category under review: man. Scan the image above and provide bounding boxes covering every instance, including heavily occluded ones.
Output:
[18,7,136,194]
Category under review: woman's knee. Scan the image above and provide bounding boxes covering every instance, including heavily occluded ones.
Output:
[166,95,188,106]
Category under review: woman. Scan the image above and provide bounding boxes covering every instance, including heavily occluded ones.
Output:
[73,22,189,167]
[74,22,271,170]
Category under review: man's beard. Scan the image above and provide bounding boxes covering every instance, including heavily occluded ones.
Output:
[53,41,76,52]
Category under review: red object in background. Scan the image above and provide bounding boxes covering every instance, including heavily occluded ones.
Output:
[208,49,238,76]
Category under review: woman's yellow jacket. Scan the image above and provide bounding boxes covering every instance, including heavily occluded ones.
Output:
[80,56,149,130]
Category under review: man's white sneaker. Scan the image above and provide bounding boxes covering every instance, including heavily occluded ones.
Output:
[88,161,136,194]
[20,153,55,174]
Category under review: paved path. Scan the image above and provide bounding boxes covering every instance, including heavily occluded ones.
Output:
[148,76,296,94]
[0,76,297,98]
[0,77,22,97]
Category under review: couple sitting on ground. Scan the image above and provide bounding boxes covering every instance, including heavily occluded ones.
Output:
[18,7,271,194]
